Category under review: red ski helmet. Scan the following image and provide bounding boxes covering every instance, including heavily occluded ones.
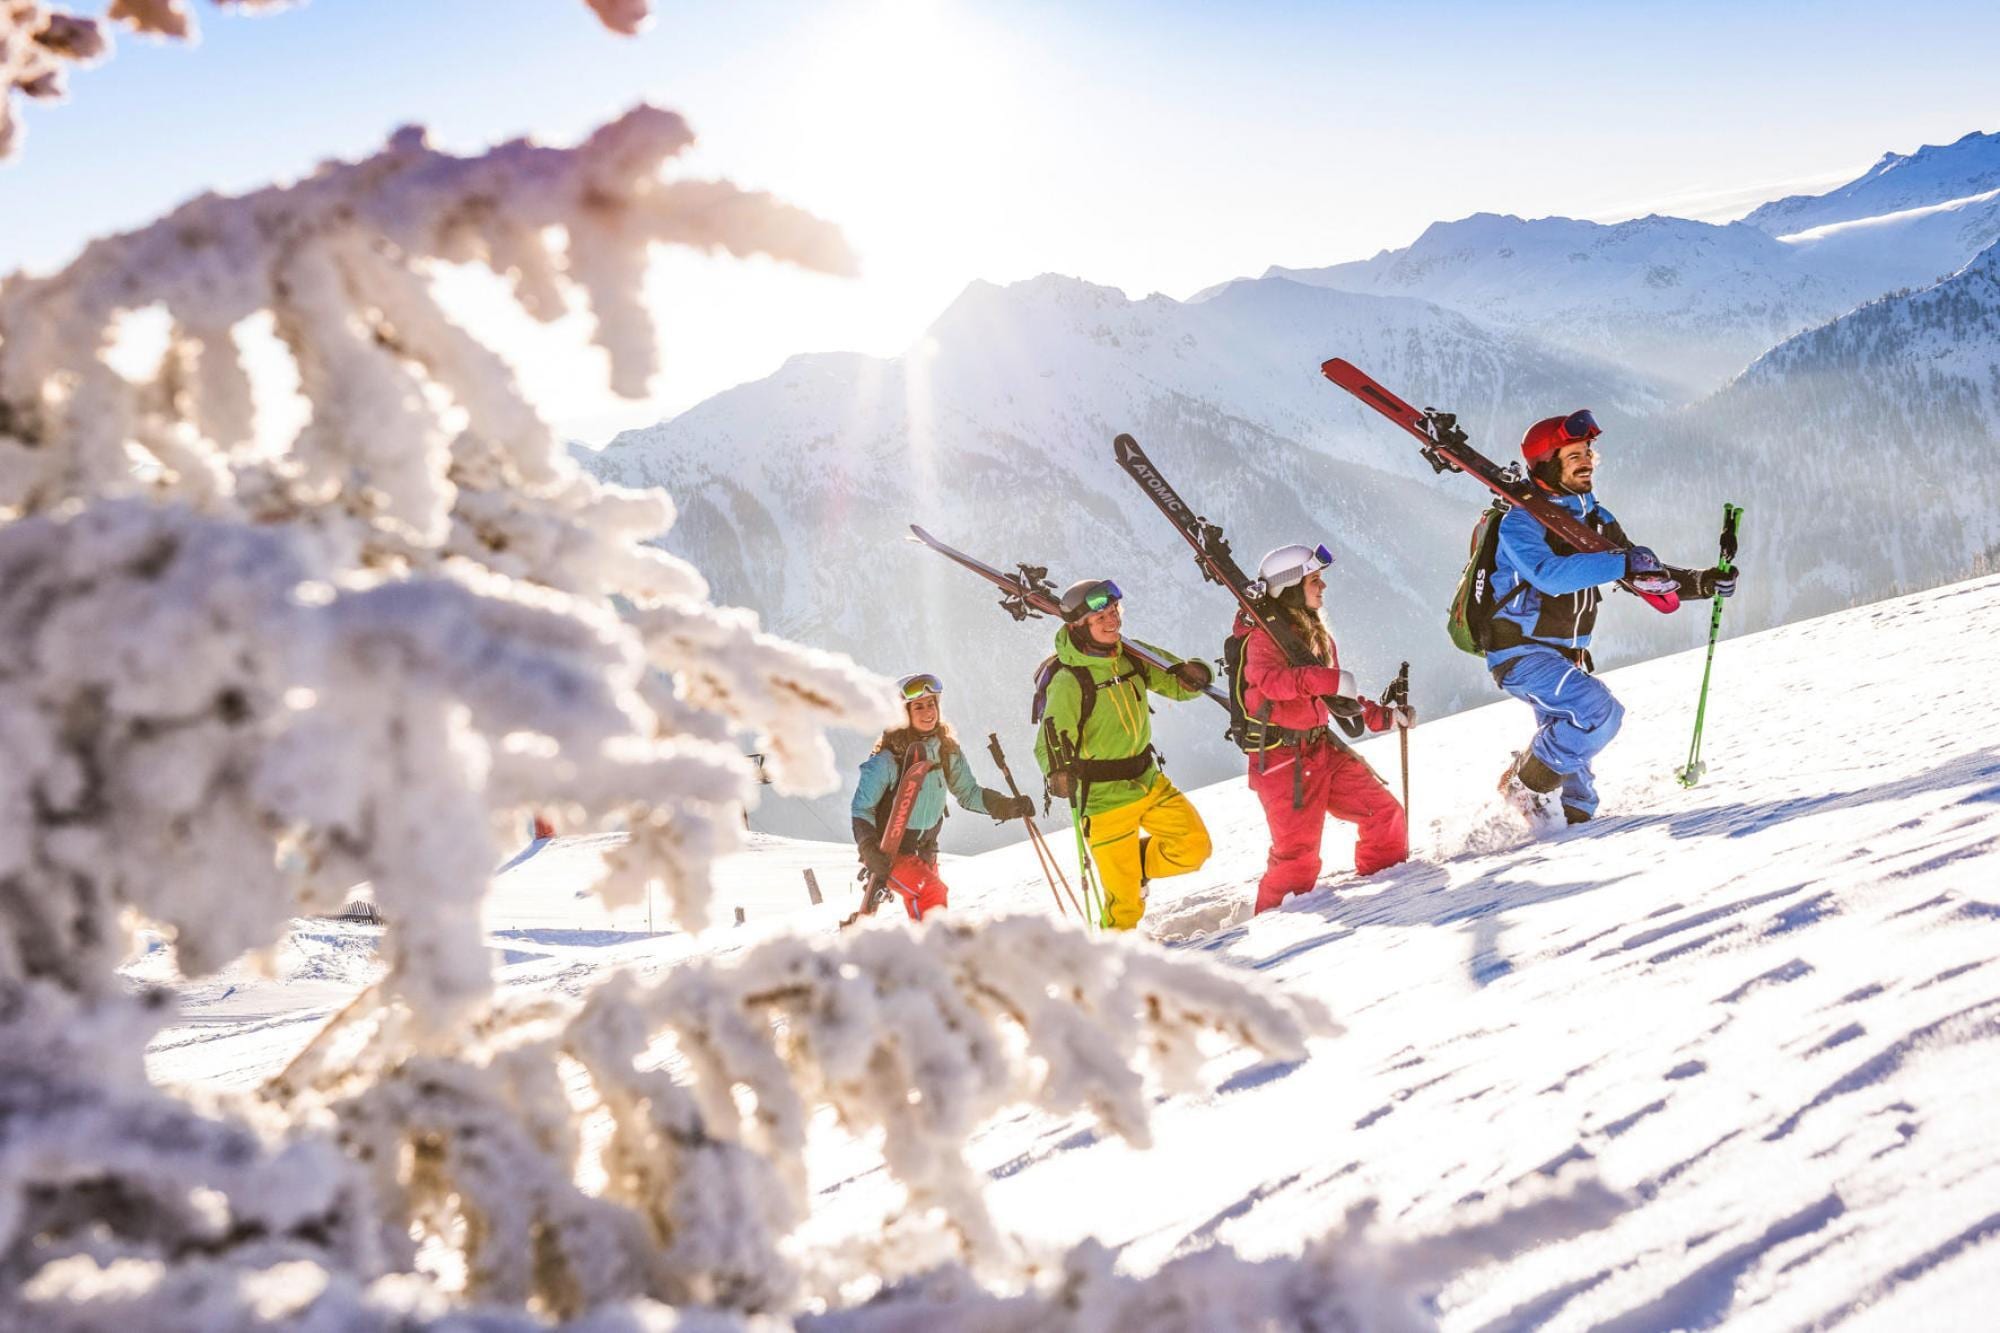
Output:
[1521,410,1602,466]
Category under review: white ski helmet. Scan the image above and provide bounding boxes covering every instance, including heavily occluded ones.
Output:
[1255,543,1333,595]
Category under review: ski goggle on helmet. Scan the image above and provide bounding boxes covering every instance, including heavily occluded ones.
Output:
[1521,410,1602,466]
[1256,543,1333,595]
[1059,579,1123,622]
[896,672,944,701]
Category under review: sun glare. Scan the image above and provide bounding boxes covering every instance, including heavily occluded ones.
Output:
[790,0,1036,315]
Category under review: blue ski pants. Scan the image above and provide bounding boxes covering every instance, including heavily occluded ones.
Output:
[1495,648,1624,817]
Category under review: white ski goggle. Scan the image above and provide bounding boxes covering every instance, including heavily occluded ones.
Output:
[897,673,944,700]
[1262,544,1334,594]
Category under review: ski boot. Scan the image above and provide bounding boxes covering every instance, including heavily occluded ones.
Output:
[1498,751,1565,833]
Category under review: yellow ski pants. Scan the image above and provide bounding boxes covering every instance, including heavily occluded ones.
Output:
[1086,771,1211,930]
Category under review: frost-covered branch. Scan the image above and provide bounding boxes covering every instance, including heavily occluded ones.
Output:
[1,3,105,159]
[231,918,1329,1320]
[0,68,1384,1333]
[3,2,660,160]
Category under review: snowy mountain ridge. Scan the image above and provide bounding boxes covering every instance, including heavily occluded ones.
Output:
[1743,128,2000,236]
[1218,131,2000,400]
[1263,211,1831,397]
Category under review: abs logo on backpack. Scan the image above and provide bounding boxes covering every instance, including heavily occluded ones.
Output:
[1448,502,1528,655]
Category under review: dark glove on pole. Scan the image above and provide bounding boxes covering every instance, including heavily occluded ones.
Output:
[1384,660,1410,817]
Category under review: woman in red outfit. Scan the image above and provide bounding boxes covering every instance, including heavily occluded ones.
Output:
[1234,543,1415,913]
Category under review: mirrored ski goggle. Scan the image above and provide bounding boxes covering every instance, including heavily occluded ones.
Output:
[896,673,944,700]
[1069,580,1123,616]
[1561,409,1601,443]
[1267,544,1335,590]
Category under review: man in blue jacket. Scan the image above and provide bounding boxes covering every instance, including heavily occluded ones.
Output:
[850,672,1035,919]
[1490,411,1739,828]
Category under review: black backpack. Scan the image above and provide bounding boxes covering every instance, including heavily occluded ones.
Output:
[1029,652,1145,732]
[1448,502,1530,655]
[1220,632,1281,754]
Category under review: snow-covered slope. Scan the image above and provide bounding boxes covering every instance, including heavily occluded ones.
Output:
[1743,129,2000,236]
[911,573,2000,1331]
[144,572,2000,1327]
[588,274,1696,847]
[1777,185,2000,296]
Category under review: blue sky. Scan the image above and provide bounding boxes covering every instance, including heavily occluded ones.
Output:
[5,0,1997,439]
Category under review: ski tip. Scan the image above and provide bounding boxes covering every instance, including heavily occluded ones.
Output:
[908,523,930,541]
[1320,357,1352,379]
[1112,432,1138,452]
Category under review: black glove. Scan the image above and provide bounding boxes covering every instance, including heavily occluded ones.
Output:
[1692,565,1739,599]
[851,817,892,880]
[1046,770,1074,802]
[1169,659,1213,691]
[985,791,1035,821]
[1327,693,1364,721]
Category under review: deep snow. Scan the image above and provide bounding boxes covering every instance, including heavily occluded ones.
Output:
[138,573,2000,1328]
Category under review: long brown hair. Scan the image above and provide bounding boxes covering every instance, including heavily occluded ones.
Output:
[871,718,958,758]
[1268,584,1333,665]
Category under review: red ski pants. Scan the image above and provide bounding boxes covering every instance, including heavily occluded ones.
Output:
[886,855,949,921]
[1249,739,1407,914]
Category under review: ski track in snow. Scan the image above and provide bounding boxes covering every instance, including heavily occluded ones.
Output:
[137,575,2000,1329]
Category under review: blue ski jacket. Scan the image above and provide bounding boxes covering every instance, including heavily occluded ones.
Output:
[1485,491,1630,672]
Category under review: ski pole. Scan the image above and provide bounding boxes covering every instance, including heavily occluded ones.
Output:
[1677,503,1744,788]
[1381,661,1411,821]
[989,732,1082,919]
[1043,719,1106,930]
[839,871,887,929]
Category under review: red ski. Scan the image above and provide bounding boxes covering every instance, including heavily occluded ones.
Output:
[1320,357,1674,609]
[844,750,934,924]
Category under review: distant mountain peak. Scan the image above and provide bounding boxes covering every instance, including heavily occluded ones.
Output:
[1743,129,2000,236]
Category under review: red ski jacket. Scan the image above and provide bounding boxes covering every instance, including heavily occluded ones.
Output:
[1233,610,1389,735]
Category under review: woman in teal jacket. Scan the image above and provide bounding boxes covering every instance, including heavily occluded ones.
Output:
[851,672,1034,919]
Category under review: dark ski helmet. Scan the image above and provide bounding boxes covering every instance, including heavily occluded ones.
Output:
[1059,578,1122,622]
[1521,409,1601,466]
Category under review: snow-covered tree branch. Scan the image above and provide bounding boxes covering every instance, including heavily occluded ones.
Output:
[0,96,1351,1329]
[2,1,658,161]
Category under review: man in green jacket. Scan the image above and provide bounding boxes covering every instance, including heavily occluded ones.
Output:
[1033,578,1213,930]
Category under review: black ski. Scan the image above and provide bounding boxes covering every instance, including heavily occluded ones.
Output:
[1111,432,1366,739]
[907,524,1229,710]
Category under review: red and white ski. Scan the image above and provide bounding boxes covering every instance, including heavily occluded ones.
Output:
[1320,357,1676,610]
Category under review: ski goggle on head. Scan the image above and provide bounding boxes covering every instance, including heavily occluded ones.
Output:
[896,673,944,701]
[1062,579,1123,621]
[1260,543,1334,595]
[1560,409,1601,444]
